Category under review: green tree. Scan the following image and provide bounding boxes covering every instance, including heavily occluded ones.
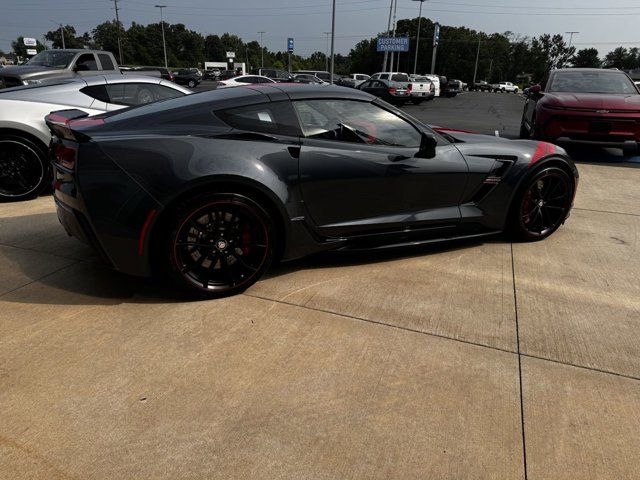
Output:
[44,25,87,49]
[572,48,601,68]
[603,47,639,70]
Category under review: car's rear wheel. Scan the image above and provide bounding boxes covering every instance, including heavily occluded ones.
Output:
[188,80,196,88]
[509,166,574,241]
[164,193,276,298]
[0,135,49,202]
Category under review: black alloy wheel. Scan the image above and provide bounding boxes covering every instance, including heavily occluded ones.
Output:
[166,194,275,298]
[511,167,573,241]
[0,136,49,201]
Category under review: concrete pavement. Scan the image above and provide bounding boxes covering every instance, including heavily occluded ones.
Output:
[1,152,640,477]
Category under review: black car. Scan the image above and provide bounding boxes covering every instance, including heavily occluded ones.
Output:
[47,84,578,298]
[172,68,202,88]
[131,66,174,82]
[357,79,411,106]
[252,68,294,82]
[439,76,459,98]
[218,70,238,81]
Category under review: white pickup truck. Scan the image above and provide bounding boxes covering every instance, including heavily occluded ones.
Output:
[491,81,519,93]
[371,72,434,104]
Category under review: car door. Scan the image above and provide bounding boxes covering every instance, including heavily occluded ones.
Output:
[293,99,468,237]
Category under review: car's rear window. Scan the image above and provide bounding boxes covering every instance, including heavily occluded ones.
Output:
[391,74,409,82]
[549,71,638,94]
[215,101,301,136]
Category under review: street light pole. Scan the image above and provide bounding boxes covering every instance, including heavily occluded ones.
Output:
[382,0,394,71]
[155,5,168,69]
[565,31,579,49]
[412,0,426,76]
[59,24,66,49]
[389,0,398,71]
[323,31,330,72]
[329,0,336,84]
[472,35,480,85]
[258,31,265,68]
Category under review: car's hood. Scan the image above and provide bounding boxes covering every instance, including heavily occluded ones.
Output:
[0,65,62,77]
[543,92,640,111]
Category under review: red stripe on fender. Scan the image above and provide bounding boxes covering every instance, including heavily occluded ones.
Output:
[530,141,556,166]
[138,209,157,257]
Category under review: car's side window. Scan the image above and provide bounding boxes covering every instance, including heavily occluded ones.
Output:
[293,100,422,147]
[98,54,116,71]
[80,85,110,103]
[215,101,302,137]
[75,53,98,71]
[105,83,185,106]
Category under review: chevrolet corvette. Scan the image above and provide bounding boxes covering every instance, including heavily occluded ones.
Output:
[47,84,578,298]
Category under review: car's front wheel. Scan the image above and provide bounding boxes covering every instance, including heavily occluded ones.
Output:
[0,134,49,202]
[509,166,574,241]
[187,80,196,88]
[163,193,276,298]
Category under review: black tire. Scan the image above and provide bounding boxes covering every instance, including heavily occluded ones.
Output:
[162,193,276,298]
[0,134,50,202]
[187,79,196,88]
[508,166,574,242]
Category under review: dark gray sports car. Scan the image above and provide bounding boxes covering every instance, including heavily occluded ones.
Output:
[47,84,578,298]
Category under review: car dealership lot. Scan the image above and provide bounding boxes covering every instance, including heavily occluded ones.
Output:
[1,93,639,479]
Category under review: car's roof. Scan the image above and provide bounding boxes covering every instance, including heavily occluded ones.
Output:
[553,68,625,73]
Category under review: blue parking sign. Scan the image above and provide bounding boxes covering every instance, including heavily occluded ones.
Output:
[287,38,294,53]
[376,37,410,52]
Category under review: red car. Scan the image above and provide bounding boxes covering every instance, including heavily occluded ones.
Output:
[520,68,640,155]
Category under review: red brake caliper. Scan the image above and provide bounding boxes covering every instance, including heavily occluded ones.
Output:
[241,224,251,256]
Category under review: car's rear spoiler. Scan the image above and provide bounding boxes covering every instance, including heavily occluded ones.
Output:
[45,109,103,141]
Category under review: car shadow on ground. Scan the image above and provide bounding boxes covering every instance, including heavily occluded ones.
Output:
[0,211,500,306]
[566,145,640,168]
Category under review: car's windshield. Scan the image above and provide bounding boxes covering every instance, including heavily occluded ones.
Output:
[549,71,638,94]
[391,74,409,82]
[26,51,75,69]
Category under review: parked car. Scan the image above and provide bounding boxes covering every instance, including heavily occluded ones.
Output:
[0,75,190,201]
[127,66,174,82]
[407,76,436,102]
[172,68,202,88]
[216,75,276,88]
[473,80,492,91]
[520,68,640,155]
[437,76,458,98]
[0,49,120,89]
[346,73,370,87]
[294,70,332,81]
[371,72,432,104]
[418,74,441,96]
[292,74,326,84]
[204,68,221,80]
[218,69,238,81]
[445,78,463,97]
[357,78,411,105]
[46,83,578,298]
[252,68,294,82]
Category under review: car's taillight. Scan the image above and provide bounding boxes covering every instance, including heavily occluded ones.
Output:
[168,72,174,81]
[55,144,78,170]
[406,84,412,92]
[388,87,397,94]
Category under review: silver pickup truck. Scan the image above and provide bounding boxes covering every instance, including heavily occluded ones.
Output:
[0,49,121,89]
[371,72,434,104]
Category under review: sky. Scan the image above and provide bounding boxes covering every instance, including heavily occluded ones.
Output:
[2,0,639,58]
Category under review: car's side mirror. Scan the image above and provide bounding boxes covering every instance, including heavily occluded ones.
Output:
[417,132,437,158]
[529,84,542,96]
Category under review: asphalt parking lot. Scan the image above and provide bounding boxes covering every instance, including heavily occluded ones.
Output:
[1,92,639,479]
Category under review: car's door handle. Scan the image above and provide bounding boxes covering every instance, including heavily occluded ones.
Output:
[288,146,301,158]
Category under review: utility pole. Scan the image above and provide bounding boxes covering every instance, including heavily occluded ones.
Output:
[155,5,168,69]
[412,0,427,76]
[329,0,336,83]
[323,31,330,72]
[59,24,66,49]
[472,35,480,85]
[488,58,493,82]
[389,0,398,71]
[113,0,123,64]
[258,31,265,67]
[382,0,394,71]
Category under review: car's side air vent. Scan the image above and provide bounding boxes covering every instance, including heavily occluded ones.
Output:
[470,158,515,203]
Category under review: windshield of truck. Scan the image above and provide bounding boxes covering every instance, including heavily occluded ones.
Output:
[391,74,409,82]
[26,51,76,69]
